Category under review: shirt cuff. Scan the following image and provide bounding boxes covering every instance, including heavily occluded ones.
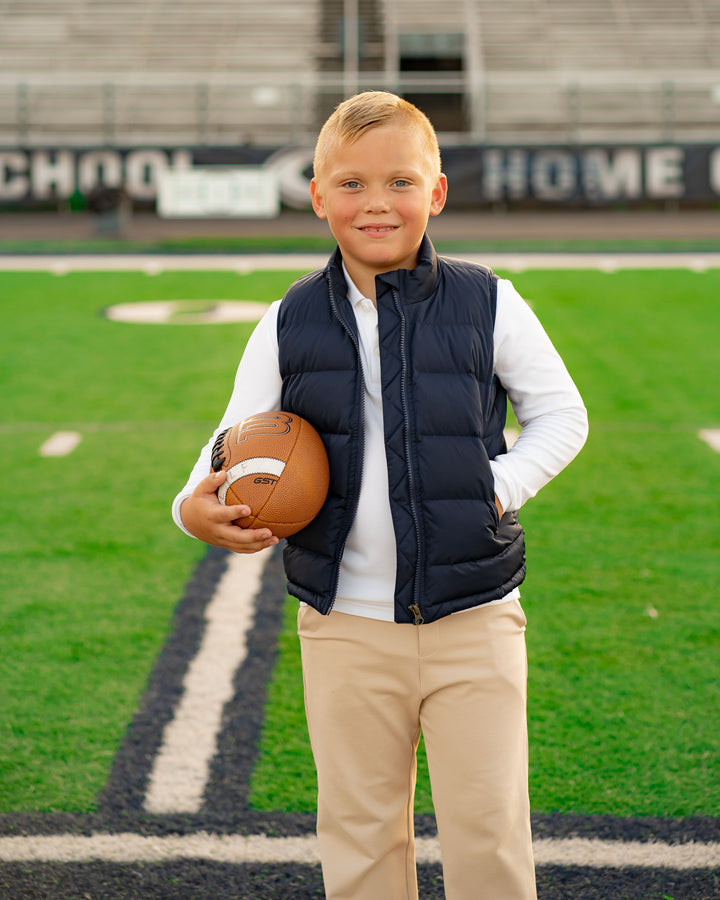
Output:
[490,460,513,516]
[172,491,198,539]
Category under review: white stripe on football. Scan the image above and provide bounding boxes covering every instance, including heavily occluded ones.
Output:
[218,457,287,503]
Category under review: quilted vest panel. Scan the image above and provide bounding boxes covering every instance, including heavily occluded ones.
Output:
[278,237,525,623]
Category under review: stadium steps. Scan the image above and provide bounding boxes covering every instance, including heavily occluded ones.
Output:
[0,0,719,144]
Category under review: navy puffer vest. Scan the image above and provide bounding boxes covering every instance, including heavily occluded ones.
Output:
[278,235,525,624]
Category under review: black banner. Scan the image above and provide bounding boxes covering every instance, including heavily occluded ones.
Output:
[1,143,719,209]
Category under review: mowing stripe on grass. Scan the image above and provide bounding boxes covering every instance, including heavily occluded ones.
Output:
[143,547,274,814]
[699,429,720,453]
[37,431,82,457]
[0,833,717,869]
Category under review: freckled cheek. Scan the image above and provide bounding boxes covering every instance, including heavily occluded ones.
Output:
[328,201,356,226]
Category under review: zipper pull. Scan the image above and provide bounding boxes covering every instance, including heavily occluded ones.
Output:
[409,603,425,626]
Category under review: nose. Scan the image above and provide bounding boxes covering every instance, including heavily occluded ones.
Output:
[364,186,390,213]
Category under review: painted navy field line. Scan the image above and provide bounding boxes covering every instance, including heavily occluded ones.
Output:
[0,252,719,274]
[38,431,82,457]
[143,546,273,814]
[0,832,718,870]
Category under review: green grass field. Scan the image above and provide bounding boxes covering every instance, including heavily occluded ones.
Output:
[1,264,718,819]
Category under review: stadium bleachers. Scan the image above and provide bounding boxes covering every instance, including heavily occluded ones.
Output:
[0,0,718,144]
[0,0,321,72]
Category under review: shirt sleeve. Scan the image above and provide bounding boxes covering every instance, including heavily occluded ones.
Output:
[171,300,283,536]
[490,278,589,514]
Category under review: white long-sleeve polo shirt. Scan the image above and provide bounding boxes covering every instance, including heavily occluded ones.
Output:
[172,269,588,622]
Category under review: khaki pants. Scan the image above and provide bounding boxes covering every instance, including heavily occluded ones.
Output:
[298,600,537,900]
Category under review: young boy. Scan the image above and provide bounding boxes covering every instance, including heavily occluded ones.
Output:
[173,91,588,900]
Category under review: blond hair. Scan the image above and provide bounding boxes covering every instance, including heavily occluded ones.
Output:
[313,91,441,181]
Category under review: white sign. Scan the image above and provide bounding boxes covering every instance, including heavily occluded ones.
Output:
[157,167,280,218]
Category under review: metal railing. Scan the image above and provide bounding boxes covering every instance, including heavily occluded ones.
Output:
[1,71,719,146]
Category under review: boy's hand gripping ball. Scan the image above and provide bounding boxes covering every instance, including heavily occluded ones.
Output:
[210,411,330,538]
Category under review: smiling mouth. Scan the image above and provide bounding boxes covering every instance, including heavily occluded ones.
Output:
[358,224,399,234]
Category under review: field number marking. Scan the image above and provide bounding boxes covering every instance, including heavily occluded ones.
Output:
[38,431,82,457]
[699,429,720,453]
[105,299,270,324]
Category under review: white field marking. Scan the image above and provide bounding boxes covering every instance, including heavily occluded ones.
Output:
[0,833,718,869]
[1,421,212,435]
[0,254,330,274]
[38,431,82,457]
[1,253,719,274]
[105,299,271,324]
[531,837,720,870]
[699,429,720,453]
[458,253,720,274]
[143,546,273,814]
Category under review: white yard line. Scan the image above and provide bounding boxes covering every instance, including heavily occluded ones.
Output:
[143,547,273,814]
[0,832,717,869]
[7,248,716,868]
[0,254,330,274]
[0,253,718,274]
[699,429,720,453]
[38,431,82,457]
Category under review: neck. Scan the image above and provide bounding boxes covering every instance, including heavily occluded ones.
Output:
[343,262,378,304]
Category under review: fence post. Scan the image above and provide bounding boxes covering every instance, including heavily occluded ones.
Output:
[17,81,28,144]
[102,82,115,145]
[196,81,209,144]
[661,79,674,142]
[289,82,304,143]
[568,80,581,143]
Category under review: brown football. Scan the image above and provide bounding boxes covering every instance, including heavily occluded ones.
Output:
[210,411,329,538]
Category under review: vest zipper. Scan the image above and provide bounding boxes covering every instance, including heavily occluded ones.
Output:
[392,289,425,625]
[326,275,365,612]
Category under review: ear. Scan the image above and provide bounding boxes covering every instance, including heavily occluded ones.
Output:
[310,178,327,220]
[429,174,448,217]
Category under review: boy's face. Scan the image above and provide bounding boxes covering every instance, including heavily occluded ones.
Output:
[310,123,447,298]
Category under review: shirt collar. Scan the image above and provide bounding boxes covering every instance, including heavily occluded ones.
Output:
[326,233,438,307]
[342,261,370,308]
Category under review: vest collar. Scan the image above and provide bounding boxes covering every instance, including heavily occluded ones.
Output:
[325,234,438,306]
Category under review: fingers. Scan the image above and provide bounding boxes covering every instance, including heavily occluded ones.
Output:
[182,472,279,553]
[197,469,231,497]
[191,471,250,521]
[227,526,280,554]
